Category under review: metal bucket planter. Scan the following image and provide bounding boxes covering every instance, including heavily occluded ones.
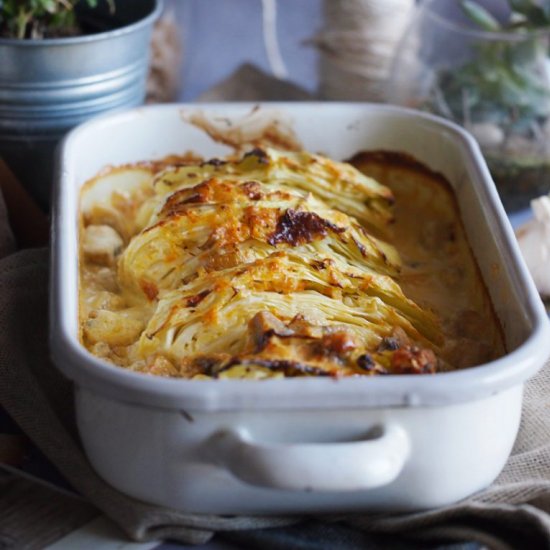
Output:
[0,0,162,207]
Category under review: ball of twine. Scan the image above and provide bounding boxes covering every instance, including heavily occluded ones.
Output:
[313,0,415,102]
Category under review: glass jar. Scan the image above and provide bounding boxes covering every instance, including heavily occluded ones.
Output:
[388,0,550,212]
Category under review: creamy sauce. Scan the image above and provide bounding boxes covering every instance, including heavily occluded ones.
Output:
[350,152,505,368]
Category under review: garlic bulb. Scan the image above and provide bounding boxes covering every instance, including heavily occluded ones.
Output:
[516,195,550,296]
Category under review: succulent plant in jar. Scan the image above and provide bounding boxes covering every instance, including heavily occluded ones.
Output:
[390,0,550,211]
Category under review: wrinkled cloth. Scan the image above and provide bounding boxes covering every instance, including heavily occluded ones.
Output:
[1,65,550,550]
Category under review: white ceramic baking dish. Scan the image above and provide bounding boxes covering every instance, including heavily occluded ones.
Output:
[51,103,550,515]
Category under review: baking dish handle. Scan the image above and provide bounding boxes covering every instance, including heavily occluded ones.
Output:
[203,424,410,492]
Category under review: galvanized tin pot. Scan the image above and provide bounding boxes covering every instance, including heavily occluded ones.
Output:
[0,0,162,208]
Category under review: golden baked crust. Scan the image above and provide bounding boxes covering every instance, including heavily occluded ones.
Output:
[79,147,504,379]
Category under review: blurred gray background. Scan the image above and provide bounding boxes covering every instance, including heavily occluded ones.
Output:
[170,0,323,100]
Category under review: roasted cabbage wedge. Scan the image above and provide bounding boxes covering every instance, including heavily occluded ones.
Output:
[152,148,395,231]
[79,147,504,379]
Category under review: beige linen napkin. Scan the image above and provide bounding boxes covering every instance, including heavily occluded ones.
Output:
[2,65,550,549]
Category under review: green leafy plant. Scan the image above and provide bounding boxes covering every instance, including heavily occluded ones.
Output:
[0,0,114,39]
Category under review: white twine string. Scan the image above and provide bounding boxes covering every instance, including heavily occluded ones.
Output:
[261,0,289,80]
[314,0,415,101]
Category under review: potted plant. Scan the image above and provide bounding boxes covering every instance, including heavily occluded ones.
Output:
[0,0,161,207]
[389,0,550,211]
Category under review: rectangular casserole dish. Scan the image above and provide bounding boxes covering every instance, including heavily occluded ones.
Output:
[51,103,550,514]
